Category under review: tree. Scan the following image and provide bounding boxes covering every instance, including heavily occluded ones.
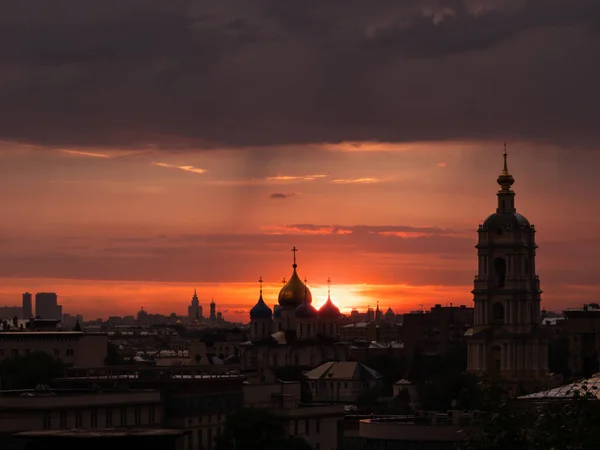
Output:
[106,343,125,366]
[466,388,600,450]
[0,352,65,389]
[214,408,312,450]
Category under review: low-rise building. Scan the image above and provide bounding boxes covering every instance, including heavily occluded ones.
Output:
[359,413,469,450]
[340,322,379,342]
[53,365,246,450]
[244,380,345,450]
[0,388,163,448]
[14,428,188,450]
[564,305,600,377]
[305,361,383,403]
[0,332,108,367]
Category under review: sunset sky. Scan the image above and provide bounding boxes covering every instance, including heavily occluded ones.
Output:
[0,1,599,321]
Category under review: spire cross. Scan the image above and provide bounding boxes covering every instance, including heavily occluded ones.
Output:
[282,277,286,284]
[503,142,508,174]
[327,277,331,296]
[304,277,308,284]
[259,276,263,294]
[291,246,298,266]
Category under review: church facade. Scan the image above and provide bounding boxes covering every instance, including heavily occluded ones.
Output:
[466,147,549,382]
[240,248,347,371]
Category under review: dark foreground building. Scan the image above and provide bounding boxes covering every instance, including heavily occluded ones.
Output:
[14,429,189,450]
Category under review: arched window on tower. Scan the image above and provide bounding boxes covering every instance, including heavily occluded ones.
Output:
[493,258,506,288]
[492,302,505,323]
[524,257,529,276]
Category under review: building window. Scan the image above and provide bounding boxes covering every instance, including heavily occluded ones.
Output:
[198,429,203,448]
[316,419,321,433]
[25,349,31,356]
[493,257,507,288]
[134,406,141,425]
[60,412,67,429]
[294,420,298,435]
[106,409,113,427]
[66,349,74,356]
[91,409,98,428]
[121,407,127,426]
[76,411,83,428]
[11,349,18,356]
[43,412,52,429]
[305,419,310,436]
[54,349,60,357]
[149,405,156,423]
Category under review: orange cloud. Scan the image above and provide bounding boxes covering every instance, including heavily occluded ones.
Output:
[266,174,328,181]
[331,177,380,184]
[153,162,206,174]
[59,149,110,158]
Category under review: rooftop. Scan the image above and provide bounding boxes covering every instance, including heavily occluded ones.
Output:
[305,361,382,381]
[16,428,186,438]
[519,374,600,400]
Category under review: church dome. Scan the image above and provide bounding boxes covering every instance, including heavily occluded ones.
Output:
[482,212,530,231]
[319,296,341,319]
[295,296,318,319]
[278,265,312,307]
[250,293,273,319]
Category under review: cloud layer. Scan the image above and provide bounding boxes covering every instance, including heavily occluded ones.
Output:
[1,0,599,149]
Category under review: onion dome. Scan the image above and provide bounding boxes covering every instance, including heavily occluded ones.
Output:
[278,247,312,307]
[319,296,341,318]
[295,283,318,318]
[319,278,341,318]
[250,277,273,319]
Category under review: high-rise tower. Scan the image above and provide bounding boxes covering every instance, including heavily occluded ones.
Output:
[210,298,216,321]
[22,292,33,319]
[466,145,548,381]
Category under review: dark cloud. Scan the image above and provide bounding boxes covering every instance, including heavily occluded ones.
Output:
[284,224,462,236]
[2,224,599,294]
[0,0,599,149]
[269,193,296,199]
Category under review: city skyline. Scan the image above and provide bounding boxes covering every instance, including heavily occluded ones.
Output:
[0,143,596,322]
[1,1,600,322]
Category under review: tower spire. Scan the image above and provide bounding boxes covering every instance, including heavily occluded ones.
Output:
[327,277,331,298]
[496,142,516,213]
[259,276,263,295]
[291,246,298,269]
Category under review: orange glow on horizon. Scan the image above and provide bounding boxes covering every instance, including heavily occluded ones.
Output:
[0,277,479,322]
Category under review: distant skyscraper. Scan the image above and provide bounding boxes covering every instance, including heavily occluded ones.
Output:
[210,299,216,321]
[22,292,33,319]
[35,293,63,320]
[188,289,203,320]
[366,307,375,322]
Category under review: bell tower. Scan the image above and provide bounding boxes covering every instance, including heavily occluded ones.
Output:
[467,144,548,382]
